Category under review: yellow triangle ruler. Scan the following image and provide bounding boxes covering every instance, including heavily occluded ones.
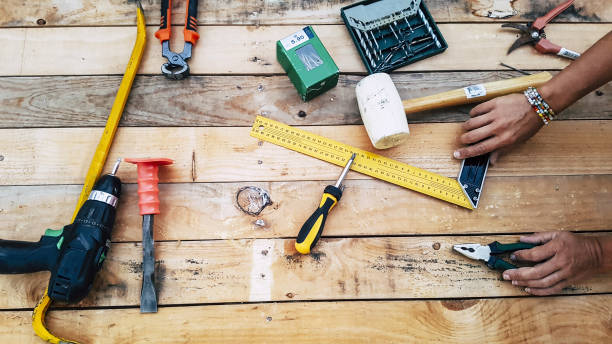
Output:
[250,116,473,209]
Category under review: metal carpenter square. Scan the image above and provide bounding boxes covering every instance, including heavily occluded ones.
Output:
[250,116,473,209]
[458,153,490,209]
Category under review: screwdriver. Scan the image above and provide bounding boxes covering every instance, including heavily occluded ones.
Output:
[295,153,356,254]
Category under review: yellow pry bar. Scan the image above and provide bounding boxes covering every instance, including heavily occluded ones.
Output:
[250,116,473,210]
[31,3,147,344]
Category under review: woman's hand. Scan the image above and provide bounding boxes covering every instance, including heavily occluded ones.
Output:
[453,93,543,164]
[502,232,604,296]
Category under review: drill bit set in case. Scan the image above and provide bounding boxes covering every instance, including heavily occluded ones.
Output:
[341,0,447,74]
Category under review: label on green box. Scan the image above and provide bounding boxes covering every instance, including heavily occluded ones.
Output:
[277,26,339,101]
[280,28,311,50]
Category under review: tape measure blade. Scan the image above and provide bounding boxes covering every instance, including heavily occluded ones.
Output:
[251,116,473,209]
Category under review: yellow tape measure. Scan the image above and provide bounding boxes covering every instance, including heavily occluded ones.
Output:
[250,116,473,210]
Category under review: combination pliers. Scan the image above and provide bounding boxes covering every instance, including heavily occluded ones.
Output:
[453,241,536,271]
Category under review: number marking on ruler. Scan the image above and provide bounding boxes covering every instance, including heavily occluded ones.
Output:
[250,116,473,209]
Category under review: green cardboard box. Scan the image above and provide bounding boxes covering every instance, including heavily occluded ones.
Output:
[276,26,339,101]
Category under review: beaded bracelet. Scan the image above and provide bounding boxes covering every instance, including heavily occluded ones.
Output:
[524,87,556,125]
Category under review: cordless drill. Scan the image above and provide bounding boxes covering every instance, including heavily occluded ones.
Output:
[0,161,122,303]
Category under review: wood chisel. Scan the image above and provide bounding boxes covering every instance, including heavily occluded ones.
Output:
[126,158,174,313]
[296,153,356,254]
[250,116,473,209]
[30,2,147,343]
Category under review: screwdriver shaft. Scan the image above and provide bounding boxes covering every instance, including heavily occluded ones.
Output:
[334,153,356,188]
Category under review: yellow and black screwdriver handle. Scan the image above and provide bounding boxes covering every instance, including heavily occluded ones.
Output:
[295,185,343,254]
[295,153,355,254]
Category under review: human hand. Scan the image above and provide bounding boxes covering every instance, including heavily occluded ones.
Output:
[502,232,604,296]
[453,93,544,164]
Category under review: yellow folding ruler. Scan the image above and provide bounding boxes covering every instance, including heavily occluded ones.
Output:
[250,116,473,209]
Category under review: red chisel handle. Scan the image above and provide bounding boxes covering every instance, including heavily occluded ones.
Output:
[155,0,172,43]
[125,158,174,215]
[532,0,574,30]
[183,0,199,45]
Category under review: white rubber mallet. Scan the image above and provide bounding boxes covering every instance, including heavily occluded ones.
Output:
[355,71,552,149]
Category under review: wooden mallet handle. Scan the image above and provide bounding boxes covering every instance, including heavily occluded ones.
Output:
[403,72,552,115]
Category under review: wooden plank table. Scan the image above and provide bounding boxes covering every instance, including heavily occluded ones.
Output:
[1,0,611,342]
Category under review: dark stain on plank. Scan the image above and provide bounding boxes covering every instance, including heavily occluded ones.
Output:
[124,259,143,274]
[284,251,326,269]
[284,254,303,268]
[154,260,167,296]
[310,251,326,263]
[441,299,479,311]
[522,1,601,22]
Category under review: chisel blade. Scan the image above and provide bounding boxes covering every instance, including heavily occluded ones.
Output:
[140,214,157,313]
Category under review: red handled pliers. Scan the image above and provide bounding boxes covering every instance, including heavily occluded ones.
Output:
[502,0,580,60]
[155,0,200,79]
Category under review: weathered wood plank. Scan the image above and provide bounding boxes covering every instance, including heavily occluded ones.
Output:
[1,72,610,128]
[1,175,611,242]
[1,24,609,76]
[1,122,611,186]
[0,236,610,309]
[2,0,609,27]
[2,295,611,343]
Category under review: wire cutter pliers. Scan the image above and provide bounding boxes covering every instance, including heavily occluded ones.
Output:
[453,241,537,271]
[155,0,200,79]
[501,0,580,60]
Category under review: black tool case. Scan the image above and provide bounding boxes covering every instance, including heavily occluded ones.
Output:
[341,0,447,74]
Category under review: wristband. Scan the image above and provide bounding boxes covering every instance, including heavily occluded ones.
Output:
[524,87,555,125]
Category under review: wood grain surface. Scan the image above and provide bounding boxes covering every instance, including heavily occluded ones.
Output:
[1,175,611,242]
[1,121,611,185]
[1,295,611,343]
[0,236,610,308]
[1,24,610,76]
[1,72,610,128]
[1,1,611,343]
[2,0,610,26]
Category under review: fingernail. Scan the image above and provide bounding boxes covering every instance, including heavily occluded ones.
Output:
[510,254,517,261]
[453,151,461,159]
[512,280,517,285]
[503,273,510,280]
[525,288,531,293]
